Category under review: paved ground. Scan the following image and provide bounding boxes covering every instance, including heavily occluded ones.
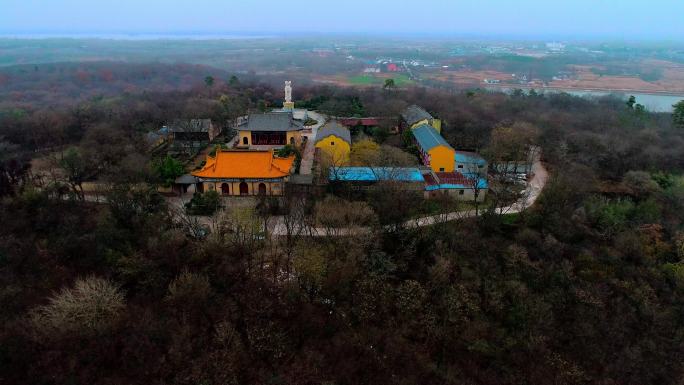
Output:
[298,110,327,175]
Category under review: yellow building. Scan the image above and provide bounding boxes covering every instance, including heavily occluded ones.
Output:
[192,148,295,196]
[315,120,351,165]
[401,105,442,133]
[412,124,455,172]
[237,112,303,148]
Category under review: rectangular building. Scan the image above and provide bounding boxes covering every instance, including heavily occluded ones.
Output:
[192,148,295,196]
[412,124,456,173]
[237,112,303,148]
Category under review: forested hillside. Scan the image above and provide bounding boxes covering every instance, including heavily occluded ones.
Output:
[2,62,684,384]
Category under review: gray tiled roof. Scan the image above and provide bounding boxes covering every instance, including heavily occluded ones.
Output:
[175,174,199,184]
[240,112,303,132]
[168,119,213,133]
[315,120,351,144]
[412,124,453,152]
[401,105,433,126]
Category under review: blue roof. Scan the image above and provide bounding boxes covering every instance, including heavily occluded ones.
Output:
[425,177,488,191]
[330,167,425,182]
[455,151,487,165]
[412,124,453,152]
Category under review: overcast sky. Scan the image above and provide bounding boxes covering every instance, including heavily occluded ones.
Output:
[2,0,683,40]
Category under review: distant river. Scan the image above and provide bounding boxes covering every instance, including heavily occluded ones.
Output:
[563,90,683,113]
[489,87,684,113]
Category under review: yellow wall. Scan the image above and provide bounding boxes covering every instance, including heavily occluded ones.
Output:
[432,119,442,133]
[428,145,455,173]
[238,130,301,147]
[286,131,302,146]
[202,180,285,196]
[315,134,351,164]
[238,130,251,147]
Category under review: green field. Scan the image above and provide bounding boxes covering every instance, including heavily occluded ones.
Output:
[348,73,414,86]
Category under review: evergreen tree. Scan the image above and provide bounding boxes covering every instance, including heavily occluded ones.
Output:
[674,100,684,128]
[204,75,214,87]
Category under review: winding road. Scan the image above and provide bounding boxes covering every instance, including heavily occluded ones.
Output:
[298,110,327,175]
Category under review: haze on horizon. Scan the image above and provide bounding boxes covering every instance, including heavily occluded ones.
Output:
[2,0,684,41]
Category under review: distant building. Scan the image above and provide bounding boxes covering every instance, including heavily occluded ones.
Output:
[192,148,295,196]
[546,42,566,52]
[237,112,303,148]
[315,120,352,164]
[400,105,442,133]
[167,119,220,154]
[386,63,399,72]
[412,124,455,173]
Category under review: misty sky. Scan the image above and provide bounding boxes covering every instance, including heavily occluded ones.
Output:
[2,0,684,40]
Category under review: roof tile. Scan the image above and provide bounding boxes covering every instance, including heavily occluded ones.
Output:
[192,149,295,179]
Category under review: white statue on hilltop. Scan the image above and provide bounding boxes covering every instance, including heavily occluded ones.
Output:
[284,81,292,103]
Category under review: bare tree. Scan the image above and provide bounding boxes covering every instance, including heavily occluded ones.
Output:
[210,205,265,276]
[462,162,488,216]
[169,203,208,239]
[278,194,309,279]
[30,276,125,339]
[314,196,377,238]
[50,147,93,201]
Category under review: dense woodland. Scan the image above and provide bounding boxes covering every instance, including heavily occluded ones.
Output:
[2,62,684,384]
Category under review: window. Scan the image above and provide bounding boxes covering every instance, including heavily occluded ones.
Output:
[330,141,335,146]
[458,165,464,169]
[439,167,445,172]
[459,190,464,195]
[242,136,248,145]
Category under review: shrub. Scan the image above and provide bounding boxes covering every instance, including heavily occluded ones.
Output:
[185,191,221,216]
[154,155,185,187]
[303,118,318,126]
[623,171,660,198]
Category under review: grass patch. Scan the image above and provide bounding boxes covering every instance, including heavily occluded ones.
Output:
[348,73,414,86]
[501,213,520,225]
[348,74,379,85]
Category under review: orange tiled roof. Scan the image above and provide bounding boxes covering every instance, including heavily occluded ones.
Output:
[192,149,295,179]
